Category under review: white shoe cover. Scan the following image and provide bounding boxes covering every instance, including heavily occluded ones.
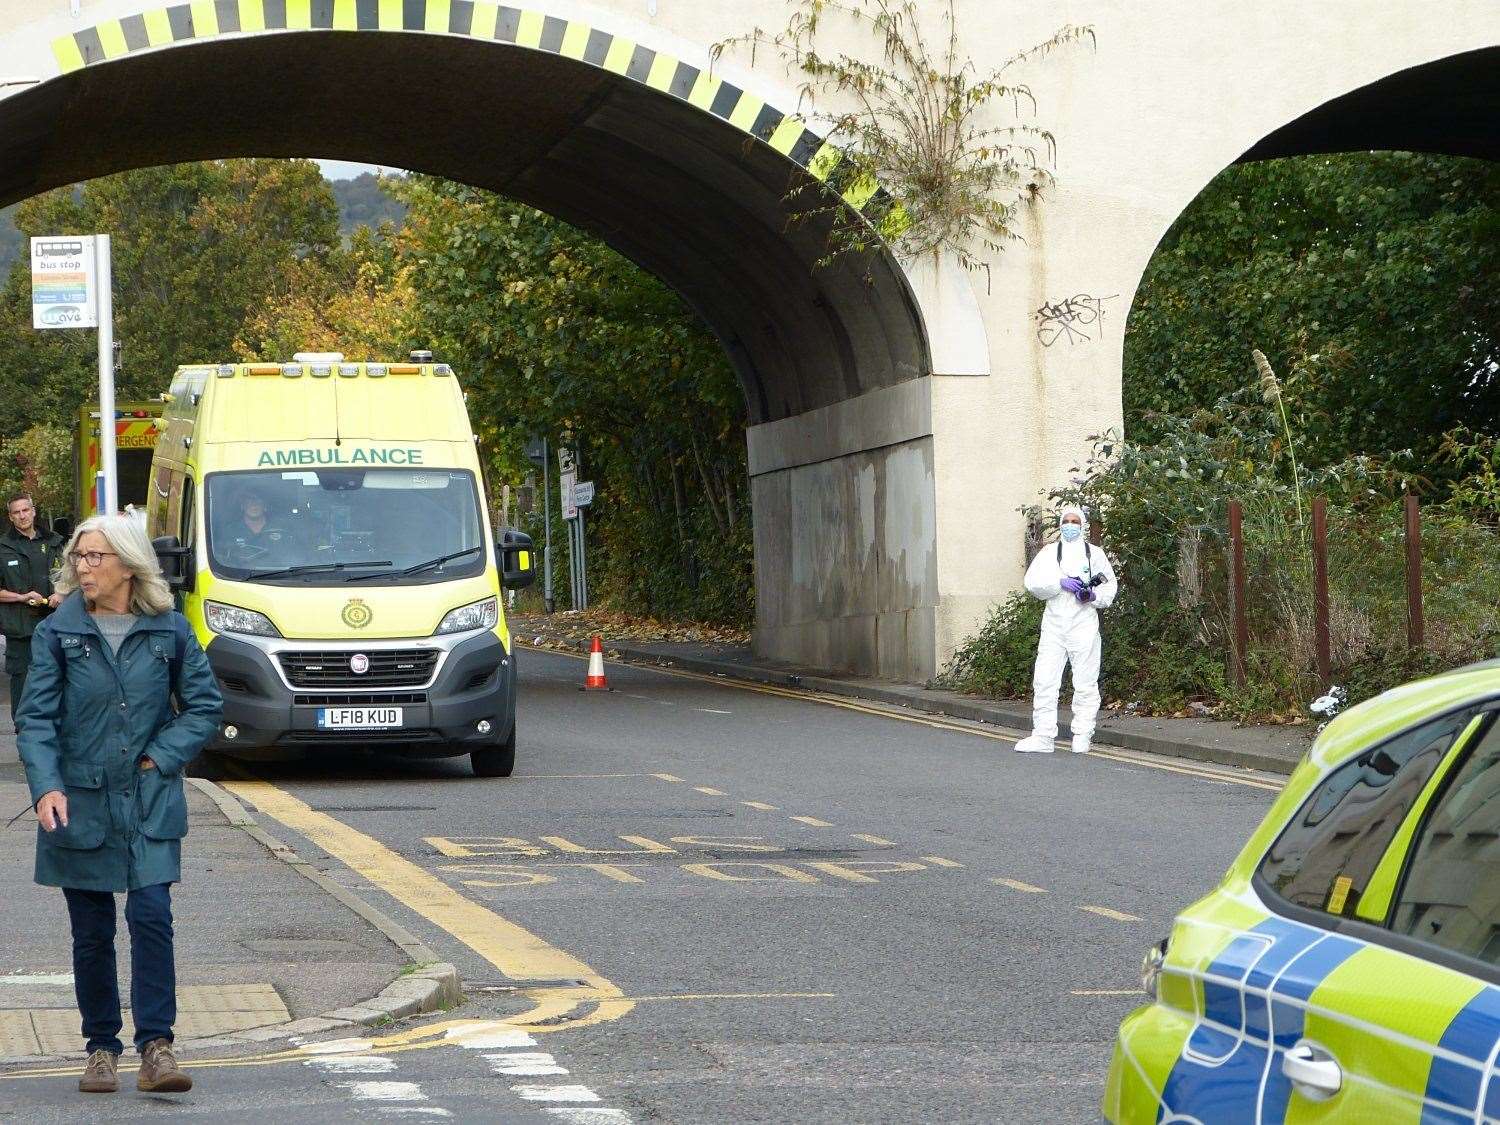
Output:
[1071,736,1091,754]
[1014,735,1055,754]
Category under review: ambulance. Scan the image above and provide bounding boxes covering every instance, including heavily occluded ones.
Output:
[1106,661,1500,1122]
[145,353,535,777]
[75,400,165,518]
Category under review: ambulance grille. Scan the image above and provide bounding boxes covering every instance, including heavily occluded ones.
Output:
[277,649,439,688]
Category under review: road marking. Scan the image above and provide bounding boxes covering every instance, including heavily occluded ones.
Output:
[546,1111,631,1123]
[742,801,779,810]
[305,1055,398,1074]
[1071,989,1146,996]
[652,773,685,783]
[221,773,633,1033]
[851,833,896,845]
[694,786,728,796]
[991,877,1047,894]
[336,1080,427,1102]
[514,1084,602,1102]
[622,992,835,1002]
[791,816,833,827]
[524,645,1285,792]
[1079,905,1143,923]
[921,856,963,867]
[805,860,928,884]
[486,1052,569,1076]
[696,708,732,715]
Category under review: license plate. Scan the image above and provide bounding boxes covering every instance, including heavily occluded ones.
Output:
[317,707,403,729]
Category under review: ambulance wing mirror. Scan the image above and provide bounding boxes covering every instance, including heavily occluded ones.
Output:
[498,528,537,591]
[151,535,195,593]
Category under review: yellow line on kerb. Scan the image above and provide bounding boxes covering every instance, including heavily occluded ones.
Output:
[220,775,633,1033]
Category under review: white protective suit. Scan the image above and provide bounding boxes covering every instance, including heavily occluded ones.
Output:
[1015,506,1119,753]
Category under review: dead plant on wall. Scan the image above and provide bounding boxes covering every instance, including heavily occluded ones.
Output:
[713,0,1093,272]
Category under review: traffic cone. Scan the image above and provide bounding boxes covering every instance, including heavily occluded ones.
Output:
[584,635,609,690]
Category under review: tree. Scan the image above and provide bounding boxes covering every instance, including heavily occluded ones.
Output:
[0,160,340,441]
[1125,152,1500,473]
[393,177,753,622]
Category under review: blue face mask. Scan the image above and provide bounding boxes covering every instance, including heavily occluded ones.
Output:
[1060,524,1083,543]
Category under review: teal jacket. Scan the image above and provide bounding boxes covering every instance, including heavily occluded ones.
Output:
[16,592,223,891]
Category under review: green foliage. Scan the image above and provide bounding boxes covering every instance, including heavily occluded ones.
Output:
[716,0,1092,268]
[392,177,752,623]
[0,424,72,519]
[0,160,340,446]
[933,591,1041,696]
[1125,153,1500,469]
[940,399,1500,721]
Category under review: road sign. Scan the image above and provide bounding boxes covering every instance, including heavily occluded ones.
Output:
[31,236,97,329]
[557,446,576,475]
[560,469,577,521]
[573,481,595,507]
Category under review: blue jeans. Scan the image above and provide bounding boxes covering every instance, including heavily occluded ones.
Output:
[62,884,176,1055]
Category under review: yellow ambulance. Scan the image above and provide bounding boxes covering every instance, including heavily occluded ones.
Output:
[145,353,535,777]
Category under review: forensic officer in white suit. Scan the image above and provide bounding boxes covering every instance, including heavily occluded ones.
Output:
[1014,504,1119,755]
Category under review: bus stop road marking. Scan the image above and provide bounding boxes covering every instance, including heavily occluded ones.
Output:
[220,775,633,1034]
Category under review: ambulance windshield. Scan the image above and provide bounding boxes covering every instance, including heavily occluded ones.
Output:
[205,468,486,585]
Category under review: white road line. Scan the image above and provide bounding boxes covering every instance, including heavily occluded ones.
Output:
[791,816,833,827]
[305,1055,398,1074]
[380,1111,453,1119]
[445,1023,538,1049]
[336,1080,427,1102]
[852,834,896,845]
[1079,904,1144,923]
[742,801,779,810]
[991,877,1047,894]
[513,1084,604,1102]
[485,1052,570,1076]
[300,1037,378,1055]
[694,786,728,796]
[545,1111,633,1123]
[695,708,732,714]
[0,974,72,985]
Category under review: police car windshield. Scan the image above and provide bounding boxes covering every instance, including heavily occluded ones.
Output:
[206,468,485,585]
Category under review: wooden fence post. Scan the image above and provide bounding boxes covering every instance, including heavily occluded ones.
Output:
[1229,500,1248,688]
[1406,493,1424,652]
[1311,496,1331,687]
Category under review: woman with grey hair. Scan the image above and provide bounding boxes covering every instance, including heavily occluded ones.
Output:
[16,515,222,1095]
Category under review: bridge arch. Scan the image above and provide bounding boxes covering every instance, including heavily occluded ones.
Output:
[0,0,936,426]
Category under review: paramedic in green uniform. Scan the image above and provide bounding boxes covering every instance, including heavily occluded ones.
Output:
[0,493,64,726]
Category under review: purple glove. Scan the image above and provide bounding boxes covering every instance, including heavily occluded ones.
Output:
[1060,576,1086,596]
[1078,587,1097,604]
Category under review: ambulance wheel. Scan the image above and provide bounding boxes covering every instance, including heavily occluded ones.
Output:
[470,724,516,778]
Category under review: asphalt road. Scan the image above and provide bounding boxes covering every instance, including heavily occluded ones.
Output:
[0,646,1280,1123]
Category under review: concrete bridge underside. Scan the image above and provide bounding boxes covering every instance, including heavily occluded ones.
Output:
[0,2,1496,682]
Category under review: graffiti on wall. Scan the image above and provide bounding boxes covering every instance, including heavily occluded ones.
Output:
[1034,293,1118,347]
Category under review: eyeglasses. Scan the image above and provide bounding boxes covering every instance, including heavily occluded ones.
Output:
[68,550,118,568]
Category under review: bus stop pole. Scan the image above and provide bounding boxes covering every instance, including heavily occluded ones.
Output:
[95,234,118,515]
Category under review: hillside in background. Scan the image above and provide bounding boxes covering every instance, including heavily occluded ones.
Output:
[0,208,19,275]
[331,172,406,236]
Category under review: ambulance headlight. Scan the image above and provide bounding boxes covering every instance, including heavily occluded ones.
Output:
[435,597,498,635]
[205,601,282,638]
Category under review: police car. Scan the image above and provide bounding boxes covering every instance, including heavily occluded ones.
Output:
[1105,661,1500,1122]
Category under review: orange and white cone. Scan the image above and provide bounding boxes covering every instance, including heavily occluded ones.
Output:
[584,635,608,690]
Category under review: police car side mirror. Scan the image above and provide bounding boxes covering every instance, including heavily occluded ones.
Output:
[151,535,195,593]
[498,528,537,591]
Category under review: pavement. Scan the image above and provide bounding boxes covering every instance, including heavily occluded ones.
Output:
[511,618,1317,776]
[0,667,458,1065]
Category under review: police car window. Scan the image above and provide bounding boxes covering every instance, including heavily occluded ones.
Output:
[1390,714,1500,964]
[1257,712,1471,919]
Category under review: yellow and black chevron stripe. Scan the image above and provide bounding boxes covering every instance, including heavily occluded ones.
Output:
[51,0,894,220]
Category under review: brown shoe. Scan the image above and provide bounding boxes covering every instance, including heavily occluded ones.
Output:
[79,1048,119,1093]
[136,1038,192,1093]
